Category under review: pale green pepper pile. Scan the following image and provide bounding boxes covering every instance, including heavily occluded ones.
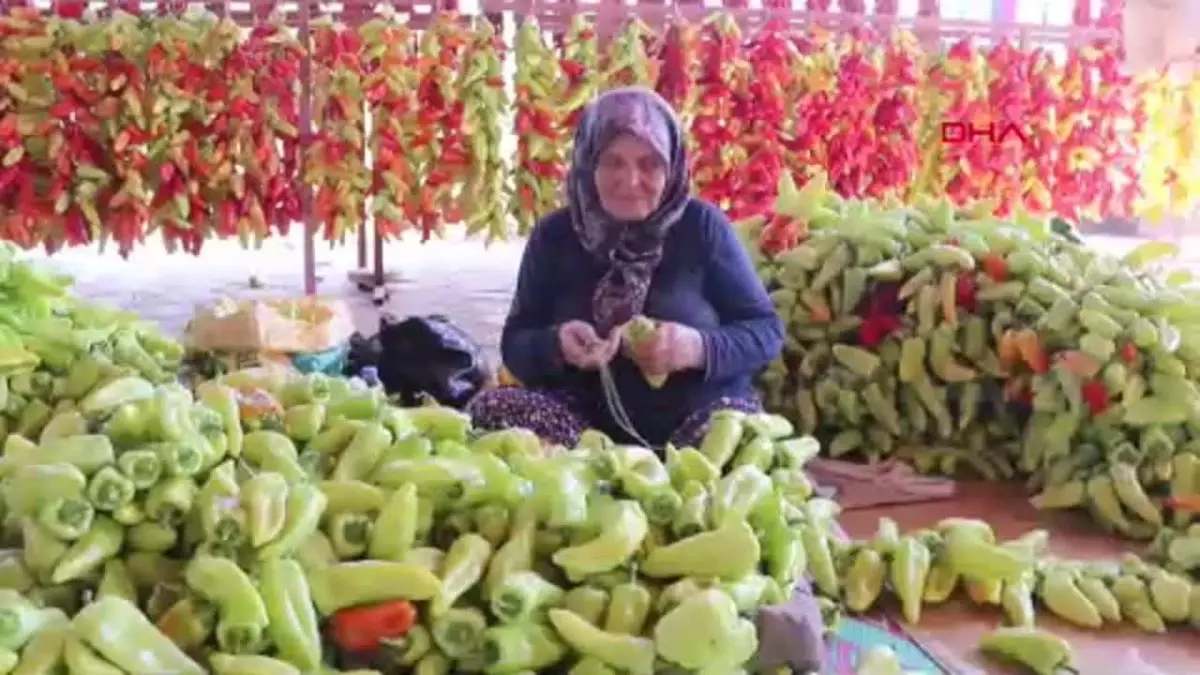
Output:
[744,171,1200,555]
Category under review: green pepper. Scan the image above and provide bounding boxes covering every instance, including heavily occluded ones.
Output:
[430,606,487,659]
[709,465,771,528]
[196,381,244,458]
[473,504,511,547]
[319,480,387,518]
[331,422,391,482]
[241,431,307,483]
[562,586,609,626]
[513,455,589,527]
[259,558,321,672]
[9,607,68,673]
[85,466,135,513]
[977,626,1077,675]
[36,496,94,541]
[641,519,759,580]
[209,653,304,674]
[127,521,179,553]
[548,608,654,675]
[383,434,433,462]
[368,483,419,561]
[143,476,197,526]
[483,505,537,597]
[38,410,86,443]
[21,521,66,582]
[462,452,531,507]
[154,596,215,653]
[308,561,442,616]
[552,501,647,582]
[890,535,932,624]
[115,450,162,490]
[722,573,782,613]
[1,434,114,477]
[327,389,384,422]
[4,463,86,518]
[242,472,289,548]
[603,579,652,635]
[407,405,471,442]
[64,632,125,675]
[257,483,327,560]
[671,481,709,539]
[147,440,205,477]
[479,623,566,672]
[843,547,887,613]
[15,398,53,439]
[664,446,720,489]
[306,419,362,456]
[431,533,492,615]
[0,589,63,651]
[651,589,756,672]
[49,515,123,584]
[489,571,563,623]
[96,559,137,605]
[279,373,330,407]
[697,410,745,468]
[373,457,487,503]
[568,657,617,675]
[414,650,452,675]
[72,596,204,674]
[281,404,325,443]
[326,512,372,559]
[619,458,682,526]
[0,555,33,593]
[381,624,432,667]
[185,555,270,653]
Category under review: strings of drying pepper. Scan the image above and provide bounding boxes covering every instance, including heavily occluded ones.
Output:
[305,16,370,243]
[458,16,511,244]
[510,16,566,237]
[689,14,744,210]
[557,15,602,139]
[600,18,658,90]
[408,13,470,241]
[360,7,418,240]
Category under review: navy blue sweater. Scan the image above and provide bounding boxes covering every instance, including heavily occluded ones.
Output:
[501,198,784,445]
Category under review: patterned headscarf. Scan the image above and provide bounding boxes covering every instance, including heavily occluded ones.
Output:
[567,86,691,336]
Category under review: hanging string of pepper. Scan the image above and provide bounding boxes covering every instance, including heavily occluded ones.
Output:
[408,14,469,241]
[360,7,417,240]
[653,16,699,153]
[510,16,565,237]
[306,16,369,243]
[601,18,657,90]
[458,16,510,243]
[245,12,304,240]
[558,16,601,137]
[689,14,744,210]
[727,18,794,220]
[1137,73,1200,221]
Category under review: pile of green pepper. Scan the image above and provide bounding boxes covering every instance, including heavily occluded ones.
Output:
[744,178,1200,545]
[0,358,855,674]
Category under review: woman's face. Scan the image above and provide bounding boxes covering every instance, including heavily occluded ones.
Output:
[594,133,668,222]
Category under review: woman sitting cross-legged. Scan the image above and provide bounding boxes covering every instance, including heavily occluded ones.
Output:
[467,86,784,449]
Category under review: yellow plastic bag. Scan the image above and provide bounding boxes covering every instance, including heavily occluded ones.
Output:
[185,297,355,354]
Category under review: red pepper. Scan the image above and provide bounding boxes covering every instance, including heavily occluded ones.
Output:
[1081,379,1111,415]
[955,274,978,313]
[1119,342,1138,365]
[330,599,418,653]
[981,253,1010,282]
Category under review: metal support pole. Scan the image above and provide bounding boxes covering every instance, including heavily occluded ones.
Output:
[299,0,318,295]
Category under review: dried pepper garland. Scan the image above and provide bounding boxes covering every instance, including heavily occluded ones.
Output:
[409,14,469,241]
[511,17,565,237]
[558,16,601,134]
[360,8,417,239]
[690,14,744,210]
[602,19,657,90]
[458,16,510,243]
[654,17,699,152]
[306,17,369,243]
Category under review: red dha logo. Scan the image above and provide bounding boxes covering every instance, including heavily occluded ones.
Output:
[941,121,1030,146]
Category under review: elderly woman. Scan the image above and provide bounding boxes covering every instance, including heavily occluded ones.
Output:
[468,87,784,449]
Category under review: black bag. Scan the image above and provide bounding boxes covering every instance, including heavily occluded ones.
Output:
[370,314,490,408]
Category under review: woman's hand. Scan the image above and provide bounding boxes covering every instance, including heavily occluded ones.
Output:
[558,320,619,370]
[629,321,705,380]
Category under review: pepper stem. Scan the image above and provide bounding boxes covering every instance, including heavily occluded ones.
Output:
[216,624,261,654]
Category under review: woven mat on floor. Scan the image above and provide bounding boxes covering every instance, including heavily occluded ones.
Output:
[808,459,958,511]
